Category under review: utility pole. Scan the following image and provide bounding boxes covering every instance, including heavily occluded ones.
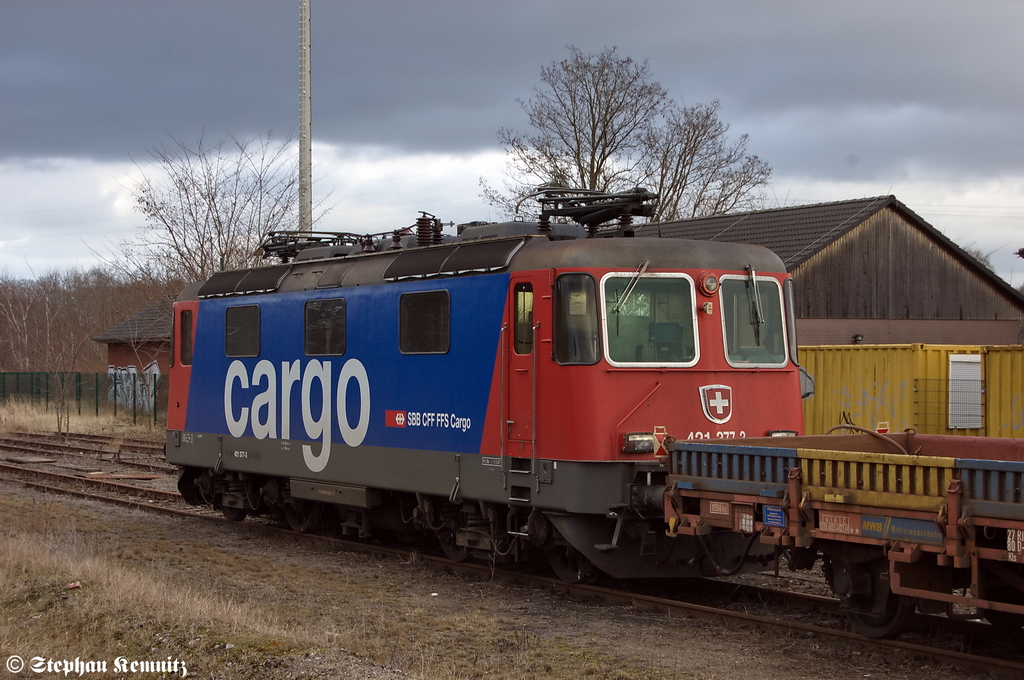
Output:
[298,0,312,232]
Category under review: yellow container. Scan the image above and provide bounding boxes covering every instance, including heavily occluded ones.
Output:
[985,346,1024,438]
[799,344,1022,438]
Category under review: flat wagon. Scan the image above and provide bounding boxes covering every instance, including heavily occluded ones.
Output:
[663,430,1024,636]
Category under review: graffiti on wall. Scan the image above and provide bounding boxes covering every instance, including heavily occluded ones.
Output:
[832,379,911,432]
[107,361,160,412]
[1004,394,1024,433]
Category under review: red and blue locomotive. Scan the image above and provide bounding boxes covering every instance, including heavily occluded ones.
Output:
[165,190,804,581]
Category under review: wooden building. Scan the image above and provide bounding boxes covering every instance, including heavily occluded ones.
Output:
[637,195,1024,345]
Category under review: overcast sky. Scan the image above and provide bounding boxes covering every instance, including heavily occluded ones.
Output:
[2,1,1023,286]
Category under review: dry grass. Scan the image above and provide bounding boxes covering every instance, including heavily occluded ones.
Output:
[0,490,671,679]
[0,523,310,675]
[0,398,163,441]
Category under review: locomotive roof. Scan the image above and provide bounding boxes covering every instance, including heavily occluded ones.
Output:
[181,235,786,302]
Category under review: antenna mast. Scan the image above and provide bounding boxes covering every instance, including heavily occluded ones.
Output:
[298,0,312,232]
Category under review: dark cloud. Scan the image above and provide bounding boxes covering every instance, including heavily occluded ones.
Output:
[2,0,1024,181]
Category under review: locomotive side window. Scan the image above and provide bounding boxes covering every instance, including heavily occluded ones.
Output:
[400,290,450,354]
[305,298,346,356]
[720,277,787,367]
[514,283,534,355]
[554,274,600,365]
[602,274,696,366]
[225,305,260,357]
[784,278,799,366]
[180,309,193,366]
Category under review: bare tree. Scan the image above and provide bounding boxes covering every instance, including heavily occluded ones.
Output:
[0,273,38,372]
[0,265,179,432]
[116,133,300,283]
[34,272,95,432]
[0,270,173,365]
[483,46,770,223]
[961,244,996,272]
[639,101,771,220]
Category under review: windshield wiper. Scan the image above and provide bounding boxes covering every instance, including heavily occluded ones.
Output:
[613,260,650,314]
[746,264,764,343]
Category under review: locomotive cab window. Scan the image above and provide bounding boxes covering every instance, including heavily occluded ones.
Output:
[720,276,787,367]
[305,298,346,356]
[400,290,450,354]
[601,273,697,367]
[179,309,193,366]
[514,283,534,355]
[554,274,600,365]
[225,305,260,357]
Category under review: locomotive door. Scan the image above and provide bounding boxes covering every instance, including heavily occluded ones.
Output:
[505,276,542,458]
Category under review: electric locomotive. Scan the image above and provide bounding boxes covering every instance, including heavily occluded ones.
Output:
[165,189,805,581]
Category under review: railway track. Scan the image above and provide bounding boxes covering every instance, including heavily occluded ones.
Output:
[1,434,1022,678]
[4,429,164,451]
[0,431,173,474]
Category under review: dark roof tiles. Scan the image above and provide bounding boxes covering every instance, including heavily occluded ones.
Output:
[636,195,896,267]
[92,299,173,344]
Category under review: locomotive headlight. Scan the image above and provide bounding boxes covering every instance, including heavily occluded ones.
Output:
[621,432,657,454]
[699,273,719,296]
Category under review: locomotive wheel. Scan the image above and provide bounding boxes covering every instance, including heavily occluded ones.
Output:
[284,501,321,534]
[221,505,249,522]
[545,544,594,584]
[437,528,470,562]
[849,593,914,639]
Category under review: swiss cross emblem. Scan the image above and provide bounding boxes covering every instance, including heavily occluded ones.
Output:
[700,384,733,424]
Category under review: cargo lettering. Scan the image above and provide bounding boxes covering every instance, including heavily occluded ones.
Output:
[403,411,472,432]
[223,358,371,473]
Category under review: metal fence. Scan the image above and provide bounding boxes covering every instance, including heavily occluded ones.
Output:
[0,372,169,426]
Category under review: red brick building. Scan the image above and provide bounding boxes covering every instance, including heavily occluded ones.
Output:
[92,299,173,377]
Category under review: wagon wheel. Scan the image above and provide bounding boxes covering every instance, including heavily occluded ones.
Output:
[284,501,322,534]
[221,505,249,522]
[849,593,914,639]
[437,527,470,562]
[545,544,594,584]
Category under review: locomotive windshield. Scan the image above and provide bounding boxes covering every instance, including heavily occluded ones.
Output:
[720,276,787,366]
[601,274,697,366]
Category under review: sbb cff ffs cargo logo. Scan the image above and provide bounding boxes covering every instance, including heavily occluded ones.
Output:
[699,384,733,424]
[386,410,406,427]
